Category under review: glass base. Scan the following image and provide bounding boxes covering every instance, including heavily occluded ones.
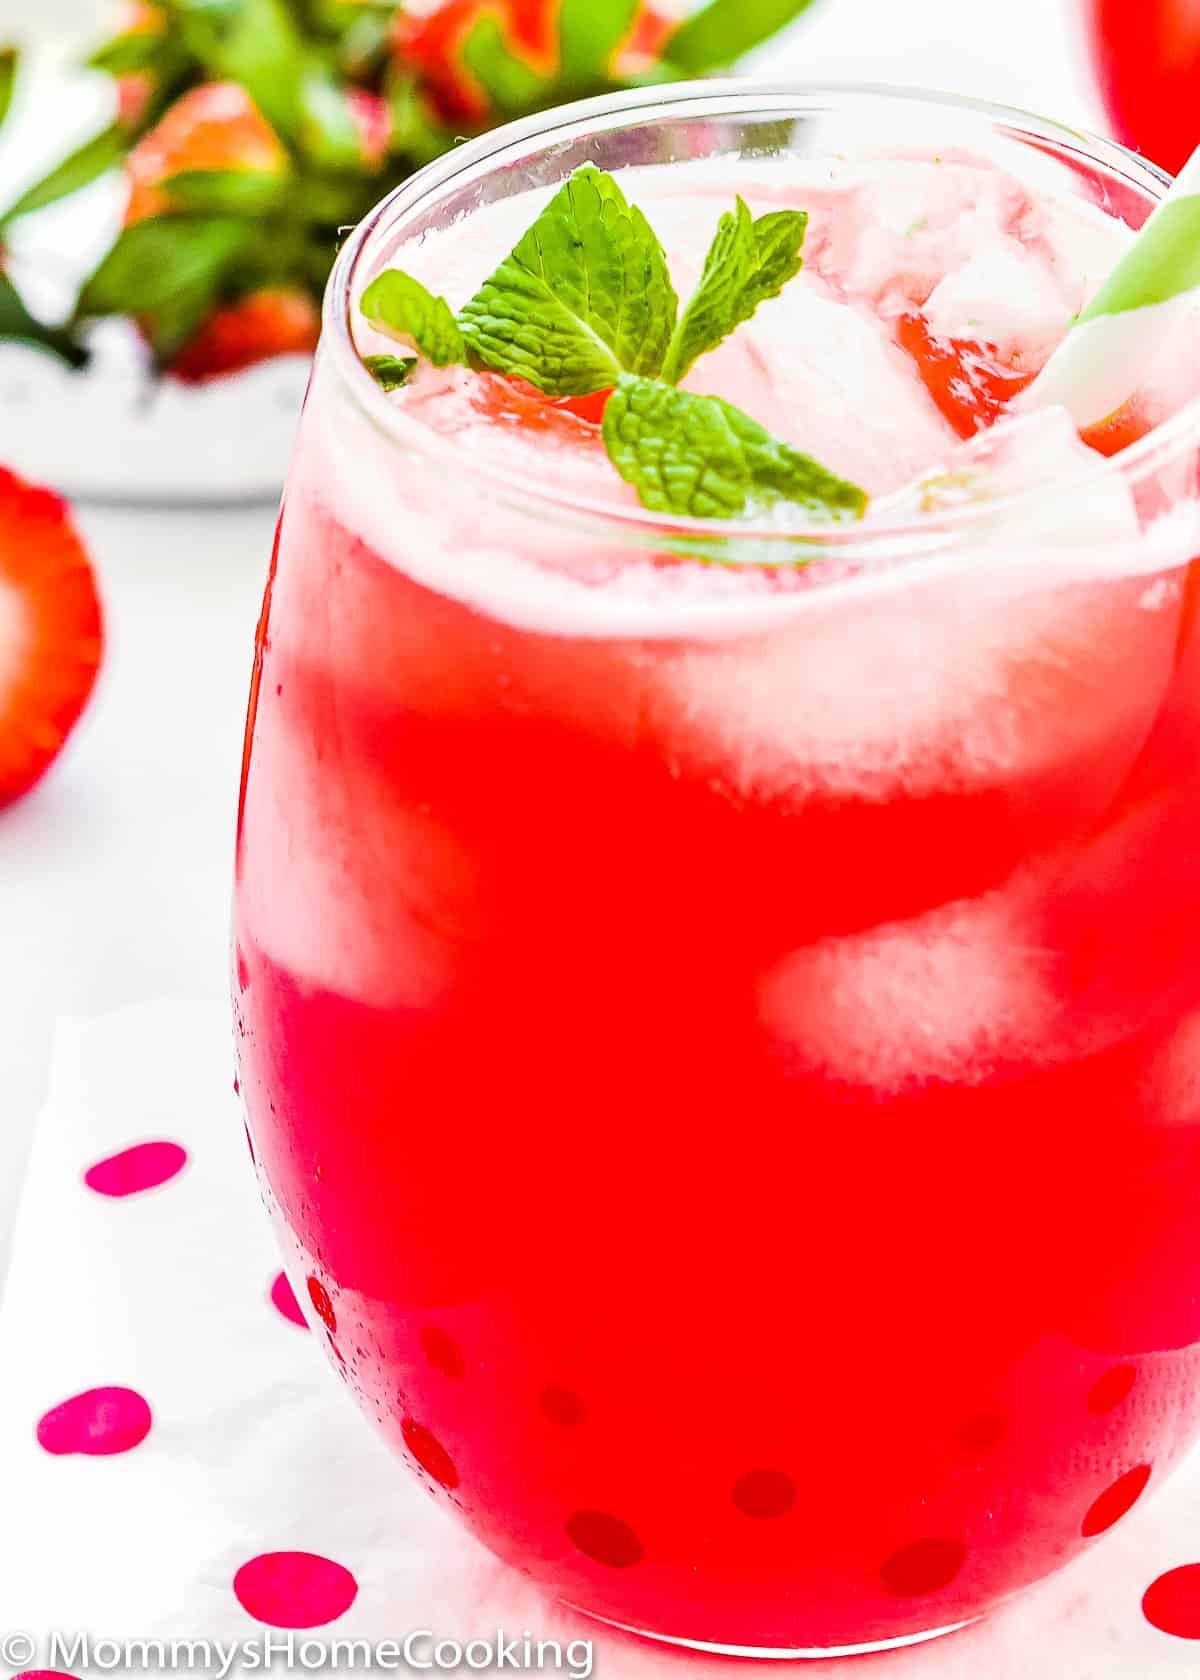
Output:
[572,1605,975,1659]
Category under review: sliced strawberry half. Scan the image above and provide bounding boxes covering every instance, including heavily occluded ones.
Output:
[894,310,1036,438]
[124,81,288,226]
[167,286,322,384]
[0,470,103,807]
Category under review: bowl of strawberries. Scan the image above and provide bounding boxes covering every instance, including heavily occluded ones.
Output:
[0,0,818,503]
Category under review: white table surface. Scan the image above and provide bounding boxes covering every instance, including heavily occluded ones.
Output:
[0,0,1106,1287]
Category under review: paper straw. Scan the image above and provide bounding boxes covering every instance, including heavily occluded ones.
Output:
[1022,147,1200,428]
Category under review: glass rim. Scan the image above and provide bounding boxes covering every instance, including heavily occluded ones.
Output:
[325,78,1198,556]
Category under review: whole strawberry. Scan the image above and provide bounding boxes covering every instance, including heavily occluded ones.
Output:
[0,469,103,806]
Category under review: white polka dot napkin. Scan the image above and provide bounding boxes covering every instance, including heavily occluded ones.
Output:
[4,1001,1200,1677]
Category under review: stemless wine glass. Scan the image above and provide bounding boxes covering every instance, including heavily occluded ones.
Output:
[233,83,1200,1658]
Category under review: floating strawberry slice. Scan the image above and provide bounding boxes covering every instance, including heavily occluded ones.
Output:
[476,373,609,432]
[0,469,103,807]
[168,286,322,384]
[1079,401,1154,458]
[896,310,1155,458]
[895,310,1035,439]
[124,81,288,226]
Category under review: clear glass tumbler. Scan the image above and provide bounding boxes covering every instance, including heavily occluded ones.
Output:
[234,82,1200,1657]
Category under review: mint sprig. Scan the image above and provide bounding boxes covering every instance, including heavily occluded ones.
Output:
[360,163,867,526]
[457,164,677,395]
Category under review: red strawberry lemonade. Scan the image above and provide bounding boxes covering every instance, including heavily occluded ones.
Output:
[233,89,1200,1655]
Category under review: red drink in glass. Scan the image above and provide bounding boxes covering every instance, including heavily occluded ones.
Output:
[234,86,1200,1656]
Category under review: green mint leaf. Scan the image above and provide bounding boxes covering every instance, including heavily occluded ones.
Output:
[0,123,127,228]
[458,15,547,117]
[602,373,868,521]
[458,163,677,396]
[363,353,417,391]
[159,167,289,215]
[87,30,164,74]
[360,270,467,366]
[0,270,88,368]
[663,0,819,71]
[0,46,17,135]
[78,215,252,319]
[661,199,807,384]
[558,0,639,85]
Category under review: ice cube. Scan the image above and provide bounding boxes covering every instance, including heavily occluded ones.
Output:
[686,275,957,496]
[881,406,1143,552]
[757,881,1056,1091]
[922,242,1073,361]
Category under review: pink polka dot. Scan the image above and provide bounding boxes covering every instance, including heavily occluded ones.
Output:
[14,1671,78,1678]
[1145,1564,1200,1639]
[84,1141,187,1198]
[37,1387,152,1456]
[234,1551,358,1629]
[270,1272,309,1329]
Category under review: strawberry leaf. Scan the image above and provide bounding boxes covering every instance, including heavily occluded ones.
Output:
[0,46,17,135]
[213,0,306,139]
[0,124,128,228]
[78,215,252,319]
[558,0,640,86]
[385,72,451,166]
[298,72,365,169]
[0,271,88,368]
[663,0,820,71]
[160,167,289,214]
[337,10,392,78]
[459,15,547,117]
[87,31,166,75]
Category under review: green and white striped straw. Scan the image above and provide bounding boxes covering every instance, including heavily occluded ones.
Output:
[1024,147,1200,428]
